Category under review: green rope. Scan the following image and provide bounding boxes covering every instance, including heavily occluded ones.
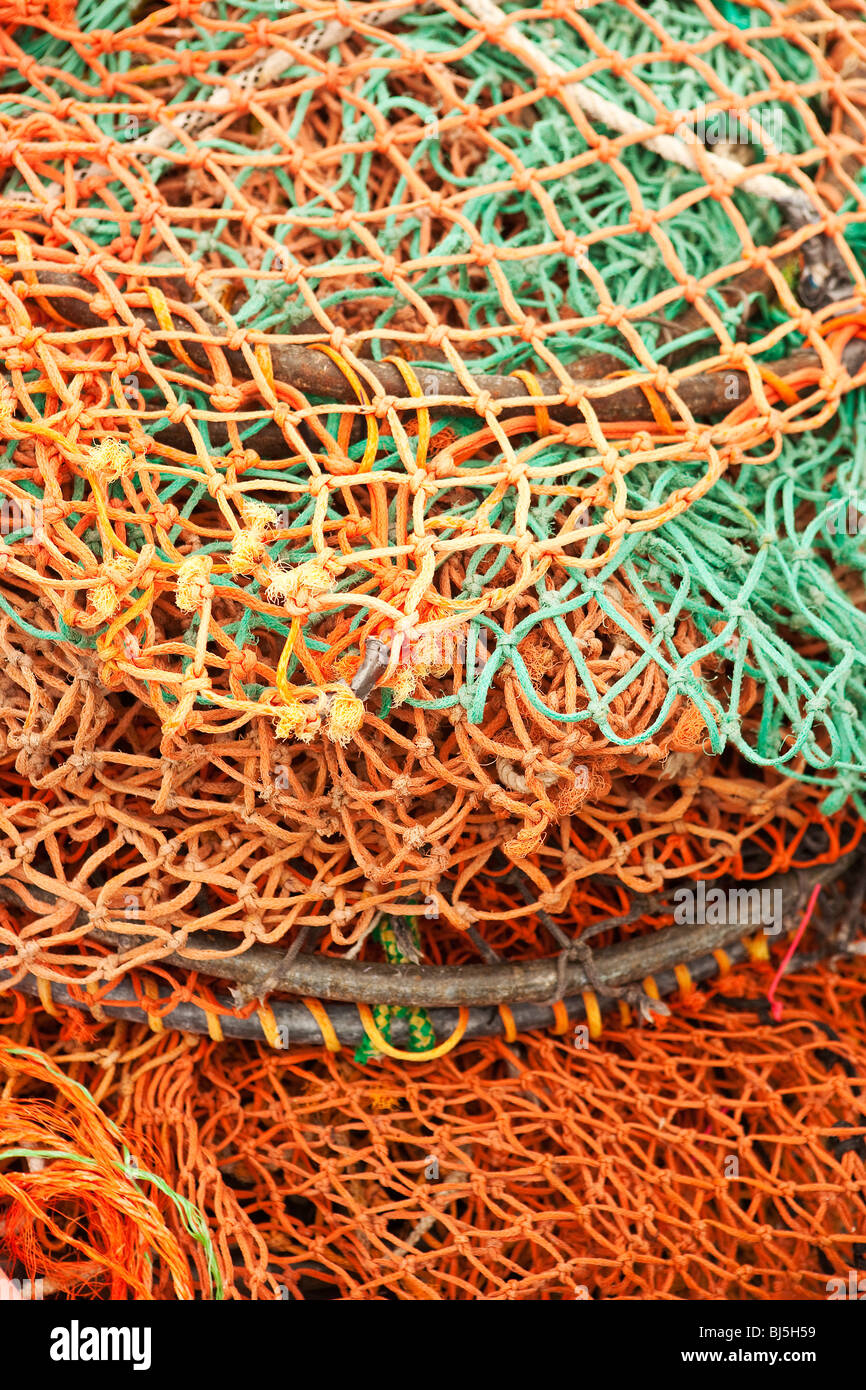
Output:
[354,919,435,1063]
[2,1,865,801]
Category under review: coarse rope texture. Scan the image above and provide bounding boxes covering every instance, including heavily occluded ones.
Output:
[1,0,866,1305]
[0,0,864,1010]
[1,959,865,1300]
[0,0,865,805]
[0,1035,221,1299]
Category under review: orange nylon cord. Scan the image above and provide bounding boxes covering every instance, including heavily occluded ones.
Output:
[302,998,341,1053]
[256,1002,282,1050]
[384,355,432,471]
[550,1000,570,1034]
[581,990,603,1040]
[674,963,693,997]
[96,585,155,662]
[275,616,302,704]
[510,369,552,436]
[145,286,200,372]
[36,976,58,1018]
[756,364,801,407]
[713,949,732,977]
[254,343,276,395]
[744,933,770,963]
[309,344,379,472]
[498,1004,517,1042]
[142,979,165,1034]
[607,369,677,433]
[10,230,69,326]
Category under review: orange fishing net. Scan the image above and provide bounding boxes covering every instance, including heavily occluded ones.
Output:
[1,0,865,803]
[2,954,865,1300]
[1,0,866,1302]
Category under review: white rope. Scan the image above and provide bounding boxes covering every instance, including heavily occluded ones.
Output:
[138,3,421,155]
[459,0,811,220]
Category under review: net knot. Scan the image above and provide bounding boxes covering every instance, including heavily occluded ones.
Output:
[665,41,690,64]
[472,389,497,417]
[174,47,199,78]
[18,325,45,349]
[167,402,194,427]
[228,531,264,576]
[822,211,844,241]
[560,231,585,259]
[175,553,214,611]
[630,208,655,234]
[90,556,136,621]
[211,387,244,413]
[150,501,179,530]
[226,647,257,681]
[69,402,97,431]
[593,136,615,163]
[538,71,563,100]
[806,693,829,715]
[275,700,321,743]
[240,497,279,533]
[9,731,41,751]
[3,349,31,372]
[513,532,535,558]
[328,689,365,746]
[411,533,435,560]
[266,555,338,608]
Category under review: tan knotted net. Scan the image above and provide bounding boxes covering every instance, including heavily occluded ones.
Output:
[0,0,865,1301]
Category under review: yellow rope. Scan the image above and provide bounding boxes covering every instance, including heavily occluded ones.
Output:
[357,1003,469,1060]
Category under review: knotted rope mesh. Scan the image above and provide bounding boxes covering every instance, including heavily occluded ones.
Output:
[0,0,865,1300]
[2,962,866,1300]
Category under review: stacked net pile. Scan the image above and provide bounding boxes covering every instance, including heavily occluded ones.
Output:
[2,956,865,1299]
[0,0,865,1300]
[0,0,863,937]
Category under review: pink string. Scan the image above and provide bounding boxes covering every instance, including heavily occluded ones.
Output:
[766,882,822,1021]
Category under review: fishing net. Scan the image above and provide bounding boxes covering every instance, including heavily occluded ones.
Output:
[0,1035,219,1299]
[2,956,865,1300]
[1,0,866,1302]
[1,0,866,802]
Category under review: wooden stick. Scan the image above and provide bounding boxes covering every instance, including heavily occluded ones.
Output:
[0,851,855,1009]
[9,259,861,445]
